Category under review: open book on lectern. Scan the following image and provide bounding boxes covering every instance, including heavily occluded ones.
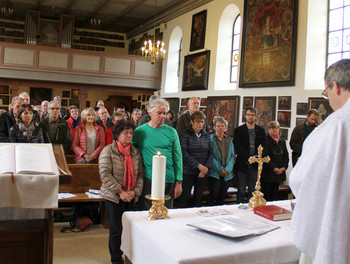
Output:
[0,144,59,175]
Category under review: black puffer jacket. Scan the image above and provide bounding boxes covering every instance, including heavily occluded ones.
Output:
[179,127,213,176]
[261,134,289,183]
[9,124,44,143]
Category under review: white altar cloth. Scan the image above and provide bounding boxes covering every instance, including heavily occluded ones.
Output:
[121,200,300,264]
[0,143,59,209]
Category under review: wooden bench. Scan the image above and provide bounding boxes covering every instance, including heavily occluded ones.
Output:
[58,164,109,228]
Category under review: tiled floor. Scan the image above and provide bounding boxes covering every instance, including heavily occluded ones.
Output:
[53,222,111,264]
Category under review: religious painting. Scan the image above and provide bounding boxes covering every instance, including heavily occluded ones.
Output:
[239,0,298,87]
[279,128,289,140]
[254,96,276,131]
[296,117,306,126]
[180,98,188,107]
[0,95,9,105]
[71,89,79,99]
[30,87,52,105]
[296,102,308,115]
[200,97,207,107]
[182,50,210,91]
[180,106,186,112]
[62,90,70,98]
[190,10,207,51]
[308,97,333,125]
[278,96,291,110]
[243,96,254,110]
[164,98,180,113]
[61,99,68,107]
[137,102,141,109]
[199,107,207,115]
[138,95,141,101]
[277,111,291,127]
[86,101,90,107]
[206,96,240,137]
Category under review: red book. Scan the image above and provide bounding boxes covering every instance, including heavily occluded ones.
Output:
[254,205,292,221]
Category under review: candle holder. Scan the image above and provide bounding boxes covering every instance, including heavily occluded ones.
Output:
[145,194,171,221]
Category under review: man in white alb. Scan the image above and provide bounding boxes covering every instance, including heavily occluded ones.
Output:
[289,59,350,264]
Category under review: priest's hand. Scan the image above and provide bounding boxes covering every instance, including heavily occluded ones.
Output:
[174,182,182,199]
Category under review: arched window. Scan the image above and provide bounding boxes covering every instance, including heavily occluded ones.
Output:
[327,1,350,67]
[230,15,241,83]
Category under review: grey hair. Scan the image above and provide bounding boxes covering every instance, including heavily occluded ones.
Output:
[49,100,61,109]
[325,59,350,92]
[41,100,49,105]
[19,92,30,100]
[267,121,280,129]
[11,96,23,104]
[214,116,228,127]
[132,108,141,115]
[149,98,169,113]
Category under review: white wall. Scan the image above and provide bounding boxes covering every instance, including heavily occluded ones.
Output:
[160,0,329,181]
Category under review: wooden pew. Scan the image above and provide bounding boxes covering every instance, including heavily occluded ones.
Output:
[58,164,109,228]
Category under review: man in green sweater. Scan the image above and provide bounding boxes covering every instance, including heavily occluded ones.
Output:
[133,97,183,210]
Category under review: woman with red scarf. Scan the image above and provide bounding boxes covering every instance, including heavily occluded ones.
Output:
[261,121,289,201]
[99,119,143,264]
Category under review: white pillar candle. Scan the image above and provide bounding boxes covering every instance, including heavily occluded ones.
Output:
[151,151,166,200]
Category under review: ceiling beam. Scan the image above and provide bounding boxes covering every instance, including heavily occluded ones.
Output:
[64,0,78,13]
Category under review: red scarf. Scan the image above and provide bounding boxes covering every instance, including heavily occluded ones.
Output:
[269,132,280,144]
[116,140,136,191]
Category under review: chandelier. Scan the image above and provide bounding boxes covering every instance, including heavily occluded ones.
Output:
[140,0,166,64]
[90,18,100,27]
[141,39,166,64]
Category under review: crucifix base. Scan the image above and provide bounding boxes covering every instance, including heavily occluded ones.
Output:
[248,190,266,209]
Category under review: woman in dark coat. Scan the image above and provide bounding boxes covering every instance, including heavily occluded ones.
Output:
[9,104,44,143]
[261,121,289,201]
[177,111,213,207]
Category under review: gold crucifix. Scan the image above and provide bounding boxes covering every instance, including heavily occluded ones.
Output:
[248,144,270,209]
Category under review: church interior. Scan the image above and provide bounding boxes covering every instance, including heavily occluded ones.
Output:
[0,0,346,263]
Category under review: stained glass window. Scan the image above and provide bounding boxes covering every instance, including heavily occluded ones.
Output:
[230,15,241,83]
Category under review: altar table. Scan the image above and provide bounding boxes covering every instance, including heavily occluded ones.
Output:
[121,200,300,264]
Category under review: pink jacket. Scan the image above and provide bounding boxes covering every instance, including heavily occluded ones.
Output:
[72,122,105,163]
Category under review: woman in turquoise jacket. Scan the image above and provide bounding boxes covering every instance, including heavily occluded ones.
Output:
[207,116,235,206]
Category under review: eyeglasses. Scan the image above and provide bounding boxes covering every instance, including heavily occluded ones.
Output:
[120,131,134,136]
[49,107,60,111]
[322,86,331,100]
[245,114,256,117]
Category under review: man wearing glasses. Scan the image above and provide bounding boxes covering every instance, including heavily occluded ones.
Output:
[233,106,266,204]
[289,109,319,166]
[40,100,72,154]
[290,59,350,264]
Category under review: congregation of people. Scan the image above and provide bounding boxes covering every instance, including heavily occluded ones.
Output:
[0,87,324,264]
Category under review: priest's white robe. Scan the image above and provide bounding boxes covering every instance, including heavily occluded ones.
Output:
[289,99,350,264]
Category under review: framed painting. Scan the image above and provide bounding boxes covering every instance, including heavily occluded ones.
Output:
[243,96,254,109]
[164,98,180,113]
[181,98,188,107]
[62,90,70,98]
[86,101,90,107]
[200,97,207,107]
[279,128,289,140]
[182,50,210,91]
[278,96,291,110]
[69,99,80,108]
[71,89,79,99]
[296,102,308,115]
[190,10,207,51]
[254,96,276,131]
[206,96,240,137]
[296,117,306,126]
[30,87,52,105]
[61,99,68,107]
[0,85,9,94]
[277,111,291,127]
[308,97,333,124]
[239,0,298,87]
[0,95,9,105]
